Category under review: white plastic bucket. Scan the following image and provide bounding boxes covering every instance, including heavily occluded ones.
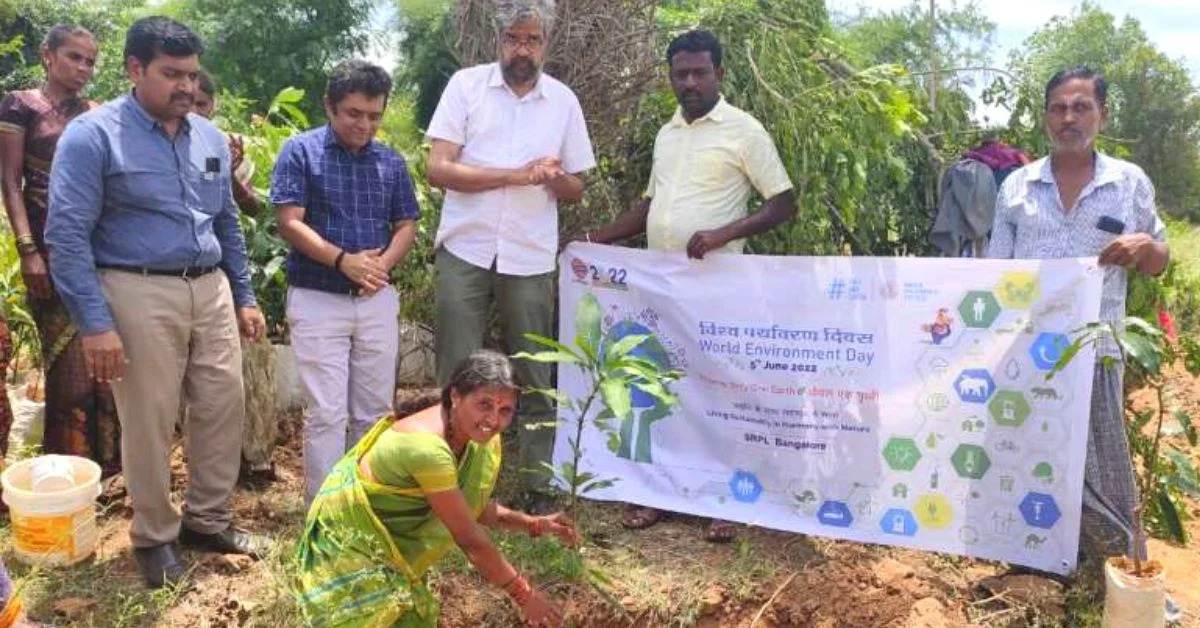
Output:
[29,455,76,493]
[1,455,102,567]
[1102,557,1165,628]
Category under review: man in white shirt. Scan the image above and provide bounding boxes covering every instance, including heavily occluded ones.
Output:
[426,0,595,512]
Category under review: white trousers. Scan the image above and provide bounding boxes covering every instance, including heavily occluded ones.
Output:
[287,286,399,504]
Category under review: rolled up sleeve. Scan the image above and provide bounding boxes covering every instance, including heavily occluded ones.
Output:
[46,122,114,334]
[214,140,256,307]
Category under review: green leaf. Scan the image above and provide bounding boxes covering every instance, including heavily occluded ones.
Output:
[521,333,581,358]
[1165,449,1200,497]
[1174,409,1197,447]
[1046,339,1083,380]
[603,334,650,364]
[1118,331,1163,374]
[606,432,621,453]
[580,478,617,494]
[558,461,577,484]
[600,377,632,420]
[512,350,583,365]
[631,380,678,406]
[575,294,603,357]
[1153,490,1188,544]
[1122,316,1162,338]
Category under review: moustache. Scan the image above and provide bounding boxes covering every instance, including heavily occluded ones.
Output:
[171,94,194,104]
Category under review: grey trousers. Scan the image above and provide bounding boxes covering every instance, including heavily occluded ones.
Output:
[1081,362,1145,559]
[434,248,555,492]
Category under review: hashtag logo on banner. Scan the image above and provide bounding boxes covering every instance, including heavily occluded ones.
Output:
[847,279,866,300]
[826,279,845,300]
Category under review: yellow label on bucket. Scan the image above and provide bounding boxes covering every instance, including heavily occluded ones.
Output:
[10,507,95,563]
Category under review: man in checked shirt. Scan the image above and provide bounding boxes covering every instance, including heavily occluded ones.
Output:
[271,60,420,505]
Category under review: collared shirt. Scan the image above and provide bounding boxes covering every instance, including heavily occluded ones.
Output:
[644,96,792,254]
[46,92,255,334]
[426,62,596,276]
[270,125,421,294]
[986,152,1166,356]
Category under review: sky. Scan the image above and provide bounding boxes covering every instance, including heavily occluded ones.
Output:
[370,1,1200,123]
[843,0,1200,78]
[841,0,1200,123]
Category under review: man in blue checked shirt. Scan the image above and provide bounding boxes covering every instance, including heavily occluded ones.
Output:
[270,60,419,505]
[46,16,269,589]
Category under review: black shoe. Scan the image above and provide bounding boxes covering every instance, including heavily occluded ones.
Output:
[179,525,271,559]
[134,543,187,589]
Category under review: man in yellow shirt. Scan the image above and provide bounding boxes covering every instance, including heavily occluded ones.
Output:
[578,29,796,540]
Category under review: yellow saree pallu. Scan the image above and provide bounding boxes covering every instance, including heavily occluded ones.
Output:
[294,415,501,627]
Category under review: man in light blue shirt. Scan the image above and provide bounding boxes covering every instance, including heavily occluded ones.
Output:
[47,16,268,589]
[988,67,1169,565]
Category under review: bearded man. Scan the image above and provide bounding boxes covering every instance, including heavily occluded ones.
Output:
[425,0,596,513]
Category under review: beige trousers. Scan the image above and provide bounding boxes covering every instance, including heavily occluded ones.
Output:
[100,269,244,548]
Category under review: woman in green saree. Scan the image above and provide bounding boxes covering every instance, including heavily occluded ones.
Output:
[295,350,577,627]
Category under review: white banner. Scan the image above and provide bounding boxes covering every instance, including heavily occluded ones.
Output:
[554,243,1104,574]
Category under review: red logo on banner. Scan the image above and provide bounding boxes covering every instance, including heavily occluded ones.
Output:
[570,257,588,282]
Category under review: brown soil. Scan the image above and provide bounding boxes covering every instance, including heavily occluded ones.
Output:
[8,374,1200,627]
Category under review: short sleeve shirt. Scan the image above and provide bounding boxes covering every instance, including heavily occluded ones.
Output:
[270,125,421,294]
[426,63,596,276]
[644,97,792,254]
[986,153,1166,356]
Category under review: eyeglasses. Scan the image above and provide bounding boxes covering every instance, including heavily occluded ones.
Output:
[501,33,544,51]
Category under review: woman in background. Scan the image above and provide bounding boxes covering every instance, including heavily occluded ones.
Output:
[0,24,119,475]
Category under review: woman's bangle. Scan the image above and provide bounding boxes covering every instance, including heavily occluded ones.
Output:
[528,517,545,538]
[333,250,346,270]
[505,574,533,606]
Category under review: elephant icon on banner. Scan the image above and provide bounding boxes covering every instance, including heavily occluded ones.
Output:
[957,376,989,398]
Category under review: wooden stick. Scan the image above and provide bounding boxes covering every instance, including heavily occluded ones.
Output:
[750,571,798,628]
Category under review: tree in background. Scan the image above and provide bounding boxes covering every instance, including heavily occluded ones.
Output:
[0,0,145,98]
[998,2,1200,218]
[178,0,375,120]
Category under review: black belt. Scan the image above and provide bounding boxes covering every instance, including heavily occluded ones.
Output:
[99,264,218,279]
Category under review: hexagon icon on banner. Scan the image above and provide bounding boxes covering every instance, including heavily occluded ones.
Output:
[951,443,992,480]
[1019,492,1062,529]
[957,291,1001,328]
[882,437,922,471]
[729,470,764,503]
[988,390,1031,427]
[817,500,854,527]
[1029,332,1071,371]
[880,508,919,536]
[953,368,996,404]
